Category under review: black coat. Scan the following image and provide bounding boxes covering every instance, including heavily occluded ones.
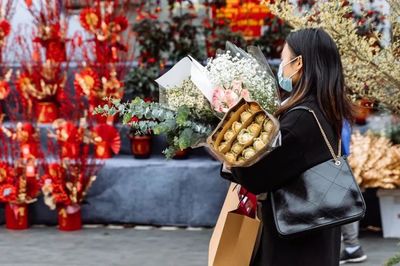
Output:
[221,96,341,266]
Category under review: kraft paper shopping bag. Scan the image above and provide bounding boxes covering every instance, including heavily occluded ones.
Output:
[209,183,261,266]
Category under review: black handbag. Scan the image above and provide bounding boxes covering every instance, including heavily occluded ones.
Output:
[270,106,366,238]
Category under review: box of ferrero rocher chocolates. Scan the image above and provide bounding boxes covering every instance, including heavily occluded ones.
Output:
[207,98,280,167]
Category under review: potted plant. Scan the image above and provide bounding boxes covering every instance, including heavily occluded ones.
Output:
[0,124,42,229]
[0,159,40,230]
[41,158,103,231]
[123,63,162,160]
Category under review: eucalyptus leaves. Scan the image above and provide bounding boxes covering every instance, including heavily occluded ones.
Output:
[93,97,217,158]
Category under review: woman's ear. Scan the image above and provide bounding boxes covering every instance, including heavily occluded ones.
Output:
[295,56,303,71]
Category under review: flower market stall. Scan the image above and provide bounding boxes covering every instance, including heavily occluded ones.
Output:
[0,0,398,238]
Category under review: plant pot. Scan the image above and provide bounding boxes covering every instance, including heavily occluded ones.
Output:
[173,149,189,160]
[354,99,373,125]
[58,206,82,231]
[5,203,28,230]
[36,102,59,123]
[377,189,400,238]
[95,141,112,159]
[130,135,152,158]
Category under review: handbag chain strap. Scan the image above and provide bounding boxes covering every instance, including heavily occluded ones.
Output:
[307,109,342,166]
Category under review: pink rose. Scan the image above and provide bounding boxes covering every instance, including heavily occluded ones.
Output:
[240,89,251,101]
[212,88,226,112]
[225,90,239,108]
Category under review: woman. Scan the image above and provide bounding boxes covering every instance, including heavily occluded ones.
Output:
[221,28,354,266]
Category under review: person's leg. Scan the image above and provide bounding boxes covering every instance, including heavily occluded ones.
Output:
[340,222,367,264]
[342,221,360,248]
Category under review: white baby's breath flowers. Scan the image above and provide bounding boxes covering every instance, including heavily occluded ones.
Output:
[164,79,210,114]
[206,51,279,113]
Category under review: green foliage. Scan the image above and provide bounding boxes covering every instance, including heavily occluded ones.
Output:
[204,20,247,57]
[385,251,400,266]
[167,13,206,63]
[133,18,169,64]
[93,97,216,158]
[124,65,160,100]
[253,17,292,59]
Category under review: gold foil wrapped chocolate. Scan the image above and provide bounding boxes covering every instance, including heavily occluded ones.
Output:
[224,130,235,141]
[232,122,243,133]
[253,138,265,151]
[219,142,228,152]
[237,129,254,145]
[231,142,244,154]
[248,123,261,135]
[255,114,266,124]
[249,103,261,113]
[225,152,237,164]
[243,147,256,159]
[260,132,270,144]
[207,99,280,167]
[264,120,274,133]
[240,111,252,123]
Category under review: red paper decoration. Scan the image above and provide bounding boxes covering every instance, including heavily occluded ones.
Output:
[74,67,101,98]
[93,124,121,158]
[80,8,101,31]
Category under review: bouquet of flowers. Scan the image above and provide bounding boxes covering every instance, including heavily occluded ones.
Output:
[94,42,280,161]
[207,42,279,114]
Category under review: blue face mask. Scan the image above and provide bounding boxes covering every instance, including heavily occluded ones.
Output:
[277,56,301,92]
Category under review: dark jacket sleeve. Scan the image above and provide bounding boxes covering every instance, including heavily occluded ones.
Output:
[225,111,310,195]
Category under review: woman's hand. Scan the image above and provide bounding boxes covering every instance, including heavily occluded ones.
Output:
[222,163,232,173]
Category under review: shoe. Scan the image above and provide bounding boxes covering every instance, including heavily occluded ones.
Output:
[340,246,367,264]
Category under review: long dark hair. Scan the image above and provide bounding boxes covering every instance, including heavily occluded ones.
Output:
[275,28,354,135]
